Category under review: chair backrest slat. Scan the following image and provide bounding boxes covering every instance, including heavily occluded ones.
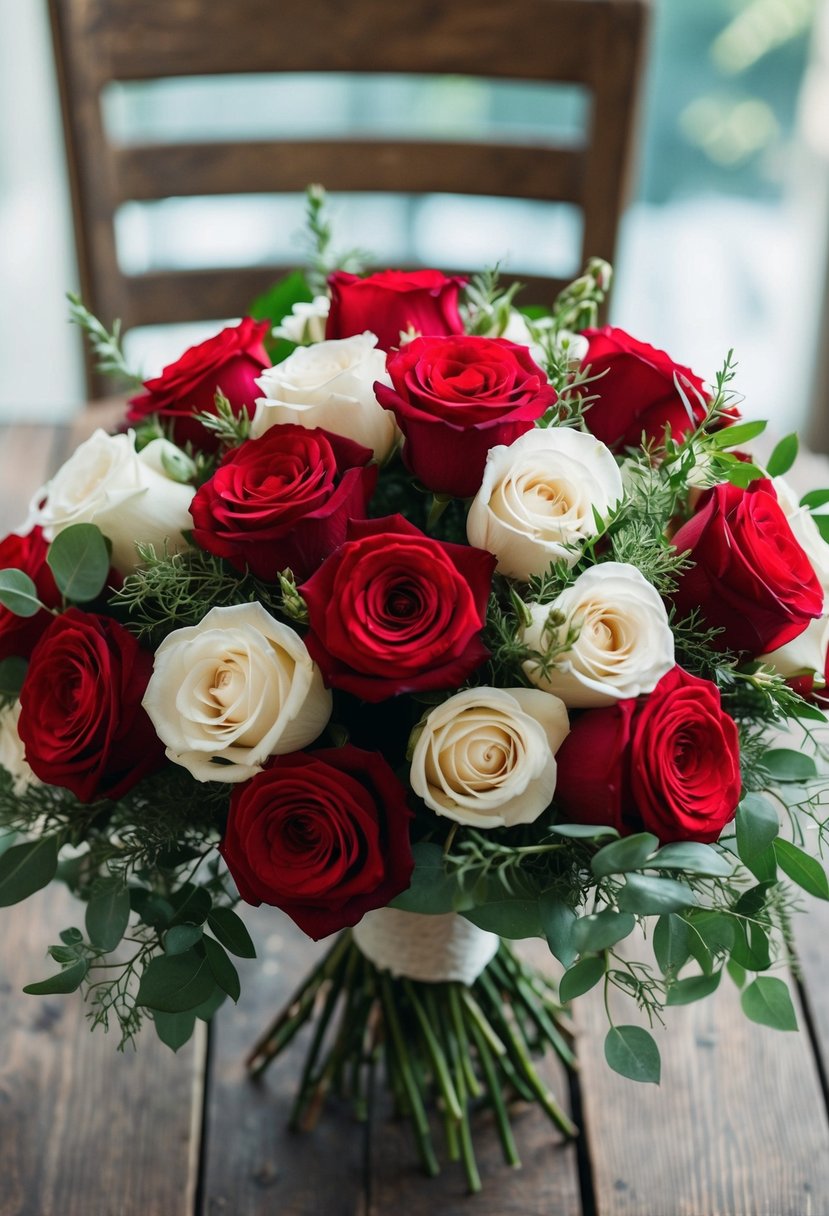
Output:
[49,0,649,395]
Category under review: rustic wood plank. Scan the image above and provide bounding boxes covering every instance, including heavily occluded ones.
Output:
[113,140,585,206]
[794,898,829,1092]
[573,933,829,1216]
[199,908,370,1215]
[0,886,204,1216]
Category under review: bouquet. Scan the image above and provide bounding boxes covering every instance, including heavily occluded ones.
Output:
[2,188,829,1191]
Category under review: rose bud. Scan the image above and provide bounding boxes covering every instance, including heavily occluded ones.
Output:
[326,268,466,352]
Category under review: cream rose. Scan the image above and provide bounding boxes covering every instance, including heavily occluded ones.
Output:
[759,613,829,682]
[773,477,829,604]
[467,427,623,579]
[252,332,399,461]
[0,699,39,795]
[521,562,675,707]
[409,686,569,829]
[33,429,195,574]
[272,295,330,345]
[142,602,332,783]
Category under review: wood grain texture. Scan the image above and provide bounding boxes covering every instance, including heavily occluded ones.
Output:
[48,0,649,395]
[0,887,204,1216]
[574,933,829,1216]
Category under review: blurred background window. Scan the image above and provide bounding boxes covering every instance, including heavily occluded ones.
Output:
[1,0,827,435]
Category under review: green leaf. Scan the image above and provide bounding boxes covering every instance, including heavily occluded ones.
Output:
[153,1009,197,1052]
[207,906,256,958]
[727,959,746,988]
[85,877,131,951]
[800,488,829,510]
[653,914,691,975]
[710,419,767,448]
[591,832,658,878]
[463,898,542,939]
[0,656,27,699]
[194,988,228,1022]
[249,270,314,362]
[572,909,635,953]
[539,893,577,968]
[793,699,828,723]
[164,924,204,955]
[730,920,771,972]
[0,836,59,907]
[665,970,721,1006]
[549,822,620,839]
[814,514,829,544]
[559,955,606,1002]
[46,523,110,602]
[723,461,764,488]
[136,894,175,928]
[0,569,43,617]
[23,957,88,995]
[59,926,83,946]
[617,874,695,915]
[765,432,798,478]
[136,950,217,1014]
[604,1025,661,1084]
[389,842,462,915]
[773,839,829,900]
[686,909,735,954]
[169,883,212,926]
[741,976,798,1031]
[735,794,779,869]
[762,748,818,783]
[650,842,732,877]
[202,935,241,1002]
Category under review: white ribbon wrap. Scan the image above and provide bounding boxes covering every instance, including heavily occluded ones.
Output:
[352,908,499,985]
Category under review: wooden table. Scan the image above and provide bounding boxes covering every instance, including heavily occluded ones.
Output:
[2,418,829,1216]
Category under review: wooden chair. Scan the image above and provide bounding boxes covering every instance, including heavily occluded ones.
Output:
[49,0,649,395]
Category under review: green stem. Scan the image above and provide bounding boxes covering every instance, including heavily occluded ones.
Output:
[466,1012,522,1169]
[403,979,463,1123]
[379,974,440,1177]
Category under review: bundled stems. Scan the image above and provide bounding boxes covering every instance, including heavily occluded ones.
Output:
[246,934,576,1191]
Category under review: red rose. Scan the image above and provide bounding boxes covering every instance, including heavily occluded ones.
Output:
[375,335,557,498]
[326,268,466,352]
[127,317,270,450]
[219,746,414,939]
[0,527,61,661]
[580,327,710,451]
[555,666,741,844]
[189,425,376,581]
[300,515,495,702]
[672,479,822,656]
[18,608,163,802]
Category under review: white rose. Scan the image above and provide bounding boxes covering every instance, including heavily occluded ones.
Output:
[272,295,330,345]
[142,602,332,783]
[467,427,623,579]
[522,562,675,707]
[759,614,829,682]
[410,686,569,829]
[252,332,399,461]
[34,430,195,574]
[773,477,829,605]
[0,699,39,795]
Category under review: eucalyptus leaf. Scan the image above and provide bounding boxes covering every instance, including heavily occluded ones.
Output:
[23,957,89,995]
[164,924,204,956]
[559,955,606,1003]
[463,898,543,939]
[86,877,131,951]
[153,1009,197,1052]
[762,748,818,783]
[773,839,829,900]
[202,935,241,1002]
[729,920,771,972]
[169,883,212,926]
[388,842,461,915]
[549,823,620,840]
[539,893,577,968]
[617,874,695,915]
[46,523,111,602]
[136,950,217,1013]
[0,569,43,618]
[665,970,721,1006]
[572,909,635,954]
[741,976,797,1031]
[735,794,779,866]
[591,832,658,878]
[710,419,766,448]
[0,656,27,699]
[0,836,59,907]
[207,906,256,958]
[650,842,732,877]
[604,1025,661,1084]
[653,913,691,975]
